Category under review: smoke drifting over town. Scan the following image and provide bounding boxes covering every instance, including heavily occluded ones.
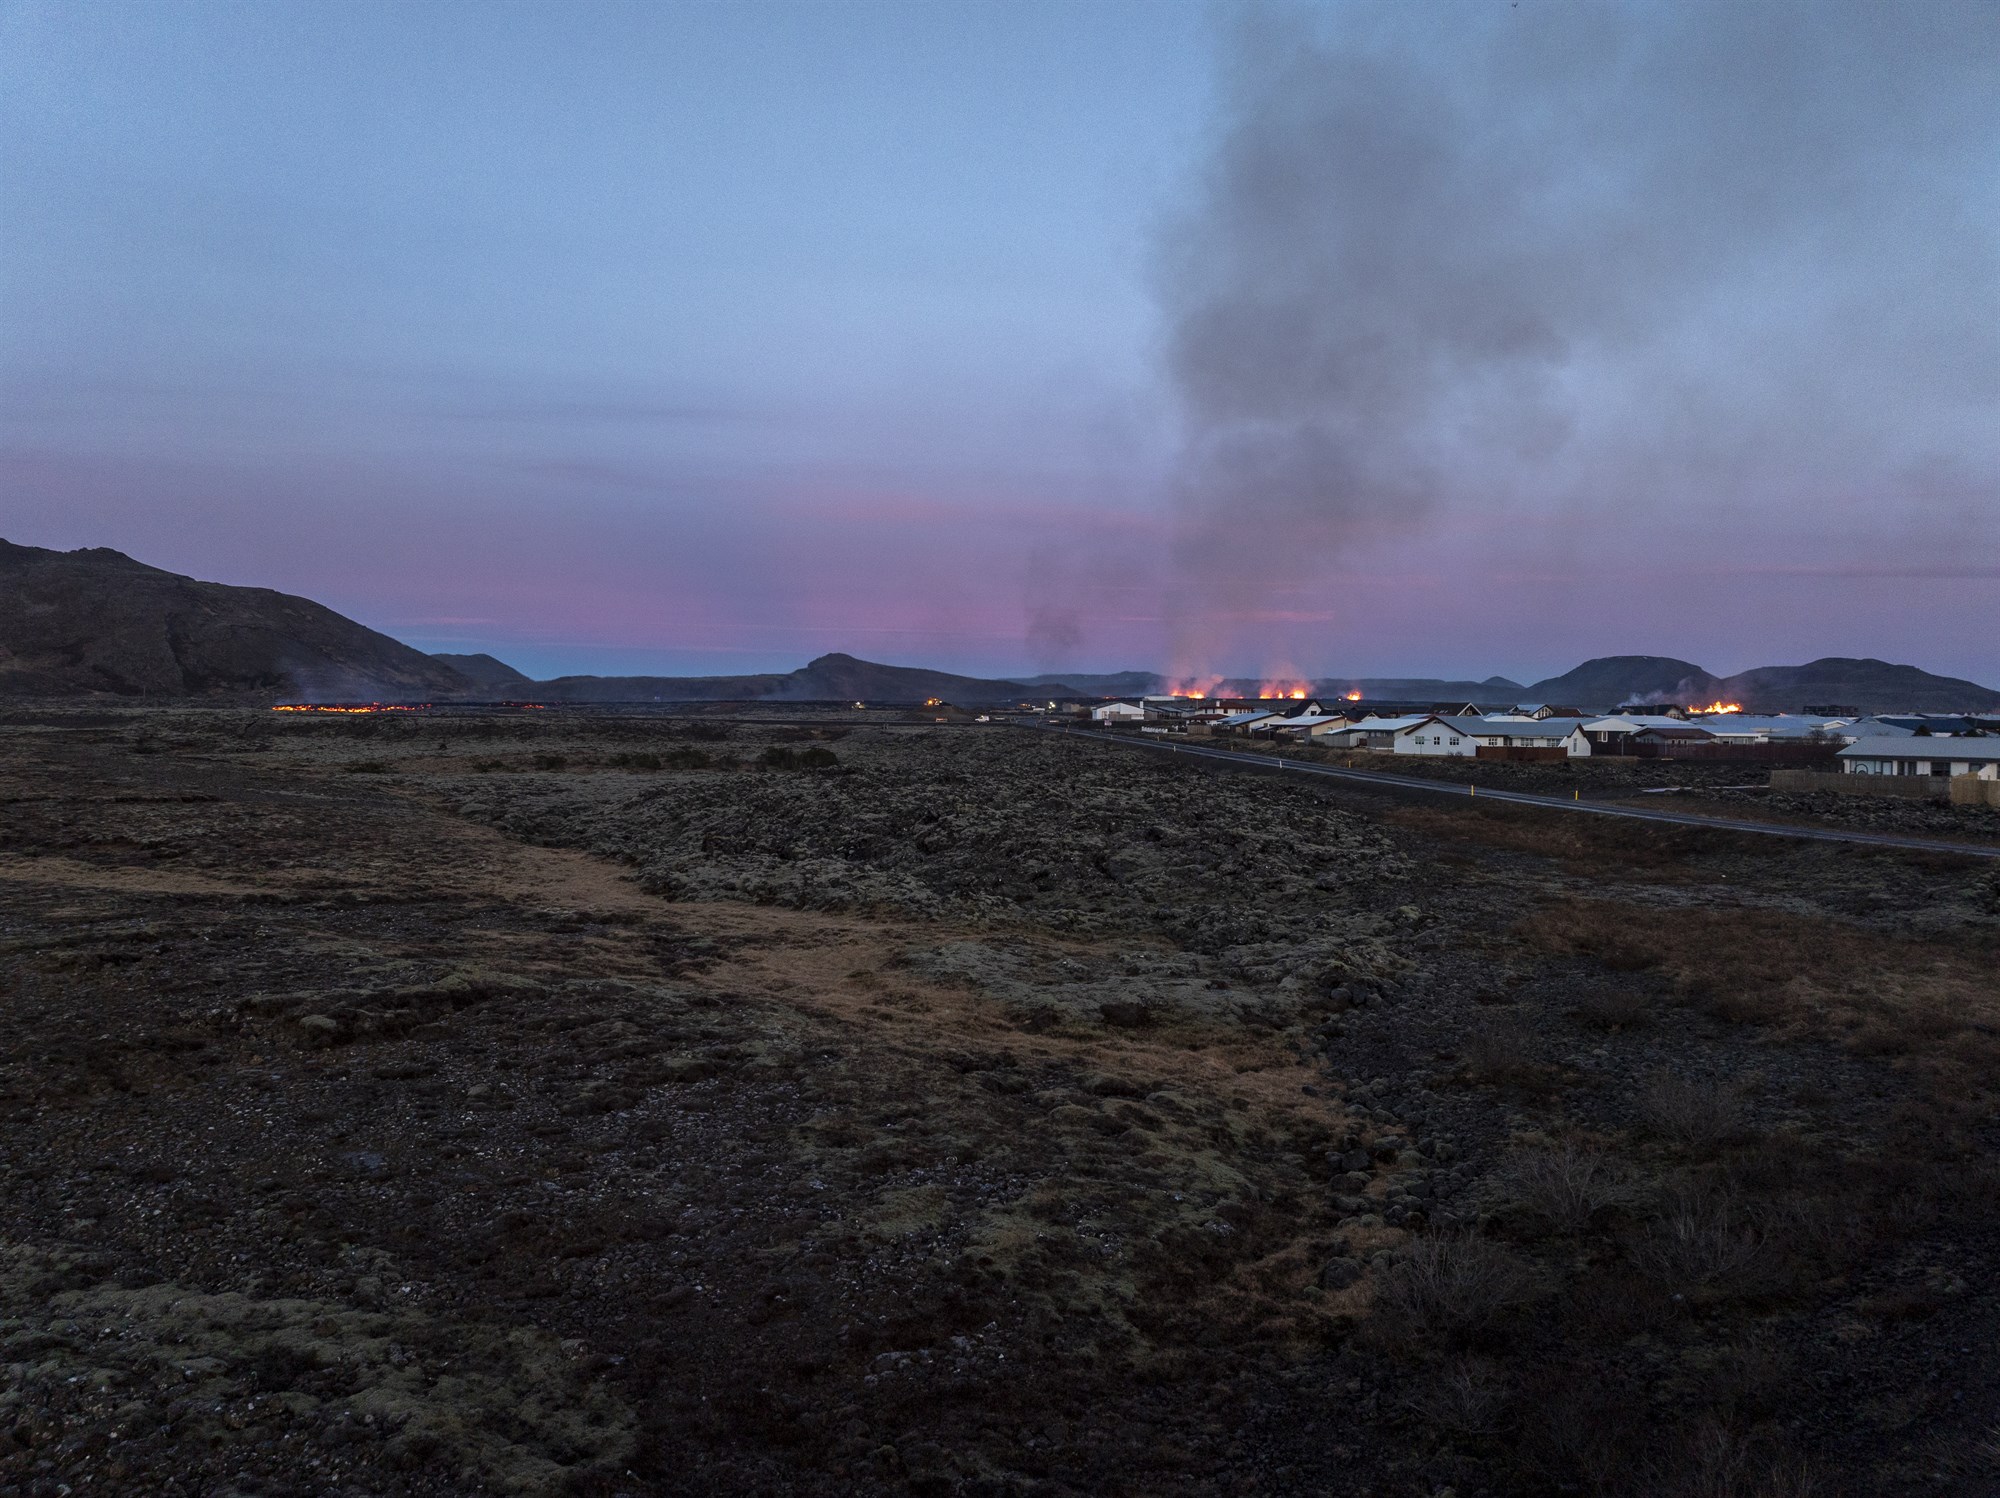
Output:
[1160,0,2000,681]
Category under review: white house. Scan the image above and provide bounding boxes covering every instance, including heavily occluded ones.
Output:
[1089,699,1146,723]
[1691,715,1854,746]
[1390,715,1483,757]
[1837,737,2000,780]
[1327,714,1433,750]
[1266,713,1360,740]
[1465,718,1591,755]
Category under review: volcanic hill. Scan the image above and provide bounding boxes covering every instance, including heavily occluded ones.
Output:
[0,541,472,701]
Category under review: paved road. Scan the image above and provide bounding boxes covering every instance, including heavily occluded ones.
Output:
[1023,723,2000,861]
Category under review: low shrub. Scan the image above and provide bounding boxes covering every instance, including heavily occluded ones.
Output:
[1499,1140,1637,1234]
[1372,1232,1540,1346]
[1629,1189,1771,1298]
[1637,1070,1749,1151]
[1401,1356,1514,1438]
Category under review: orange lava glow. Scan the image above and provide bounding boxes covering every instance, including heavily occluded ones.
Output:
[1344,691,1363,702]
[1167,676,1225,700]
[1257,681,1311,700]
[1693,701,1744,715]
[271,703,432,714]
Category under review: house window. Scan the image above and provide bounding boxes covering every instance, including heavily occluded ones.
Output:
[1449,737,1460,745]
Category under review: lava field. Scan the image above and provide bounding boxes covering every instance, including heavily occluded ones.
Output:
[4,707,2000,1497]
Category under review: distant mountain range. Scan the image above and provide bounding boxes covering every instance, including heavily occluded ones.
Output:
[525,653,1053,706]
[3,541,1994,712]
[1037,654,2000,714]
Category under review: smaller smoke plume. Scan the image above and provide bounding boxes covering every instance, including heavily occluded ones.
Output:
[1025,604,1083,671]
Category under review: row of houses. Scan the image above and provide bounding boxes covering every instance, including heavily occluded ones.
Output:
[1082,698,2000,779]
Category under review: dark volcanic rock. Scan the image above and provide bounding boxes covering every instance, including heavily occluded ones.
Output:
[0,540,473,701]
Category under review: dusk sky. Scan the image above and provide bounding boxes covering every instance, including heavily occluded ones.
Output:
[3,1,1996,684]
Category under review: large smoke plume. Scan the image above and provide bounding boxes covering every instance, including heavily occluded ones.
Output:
[1161,1,2000,682]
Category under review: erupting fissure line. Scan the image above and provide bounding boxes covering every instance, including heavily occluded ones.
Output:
[271,703,432,714]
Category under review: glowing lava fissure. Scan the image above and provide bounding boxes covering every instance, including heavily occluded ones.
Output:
[271,703,432,714]
[1164,676,1310,702]
[1692,701,1744,715]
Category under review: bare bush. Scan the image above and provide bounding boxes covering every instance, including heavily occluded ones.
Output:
[1401,1356,1513,1438]
[1373,1233,1539,1345]
[1643,1419,1830,1498]
[1631,1191,1771,1297]
[1499,1140,1636,1234]
[1637,1070,1748,1151]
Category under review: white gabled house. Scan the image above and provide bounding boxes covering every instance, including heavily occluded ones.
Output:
[1325,714,1432,750]
[1089,699,1146,723]
[1468,718,1590,755]
[1266,713,1360,740]
[1390,715,1483,757]
[1837,737,2000,781]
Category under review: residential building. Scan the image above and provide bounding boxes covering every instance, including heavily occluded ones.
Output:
[1837,737,2000,780]
[1578,716,1700,755]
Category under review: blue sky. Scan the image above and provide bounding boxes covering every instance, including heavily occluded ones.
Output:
[3,1,1996,683]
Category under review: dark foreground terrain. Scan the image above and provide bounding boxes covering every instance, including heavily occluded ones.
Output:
[4,708,2000,1497]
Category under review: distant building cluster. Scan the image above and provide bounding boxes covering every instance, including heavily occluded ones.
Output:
[1072,696,2000,786]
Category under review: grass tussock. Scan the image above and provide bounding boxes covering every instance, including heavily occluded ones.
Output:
[1370,1233,1540,1348]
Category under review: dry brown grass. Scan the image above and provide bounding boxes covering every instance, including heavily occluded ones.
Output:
[1517,899,2000,1101]
[1382,800,1754,874]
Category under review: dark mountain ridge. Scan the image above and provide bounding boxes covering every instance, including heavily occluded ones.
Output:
[0,541,472,701]
[6,541,1993,711]
[430,653,536,693]
[530,653,1053,705]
